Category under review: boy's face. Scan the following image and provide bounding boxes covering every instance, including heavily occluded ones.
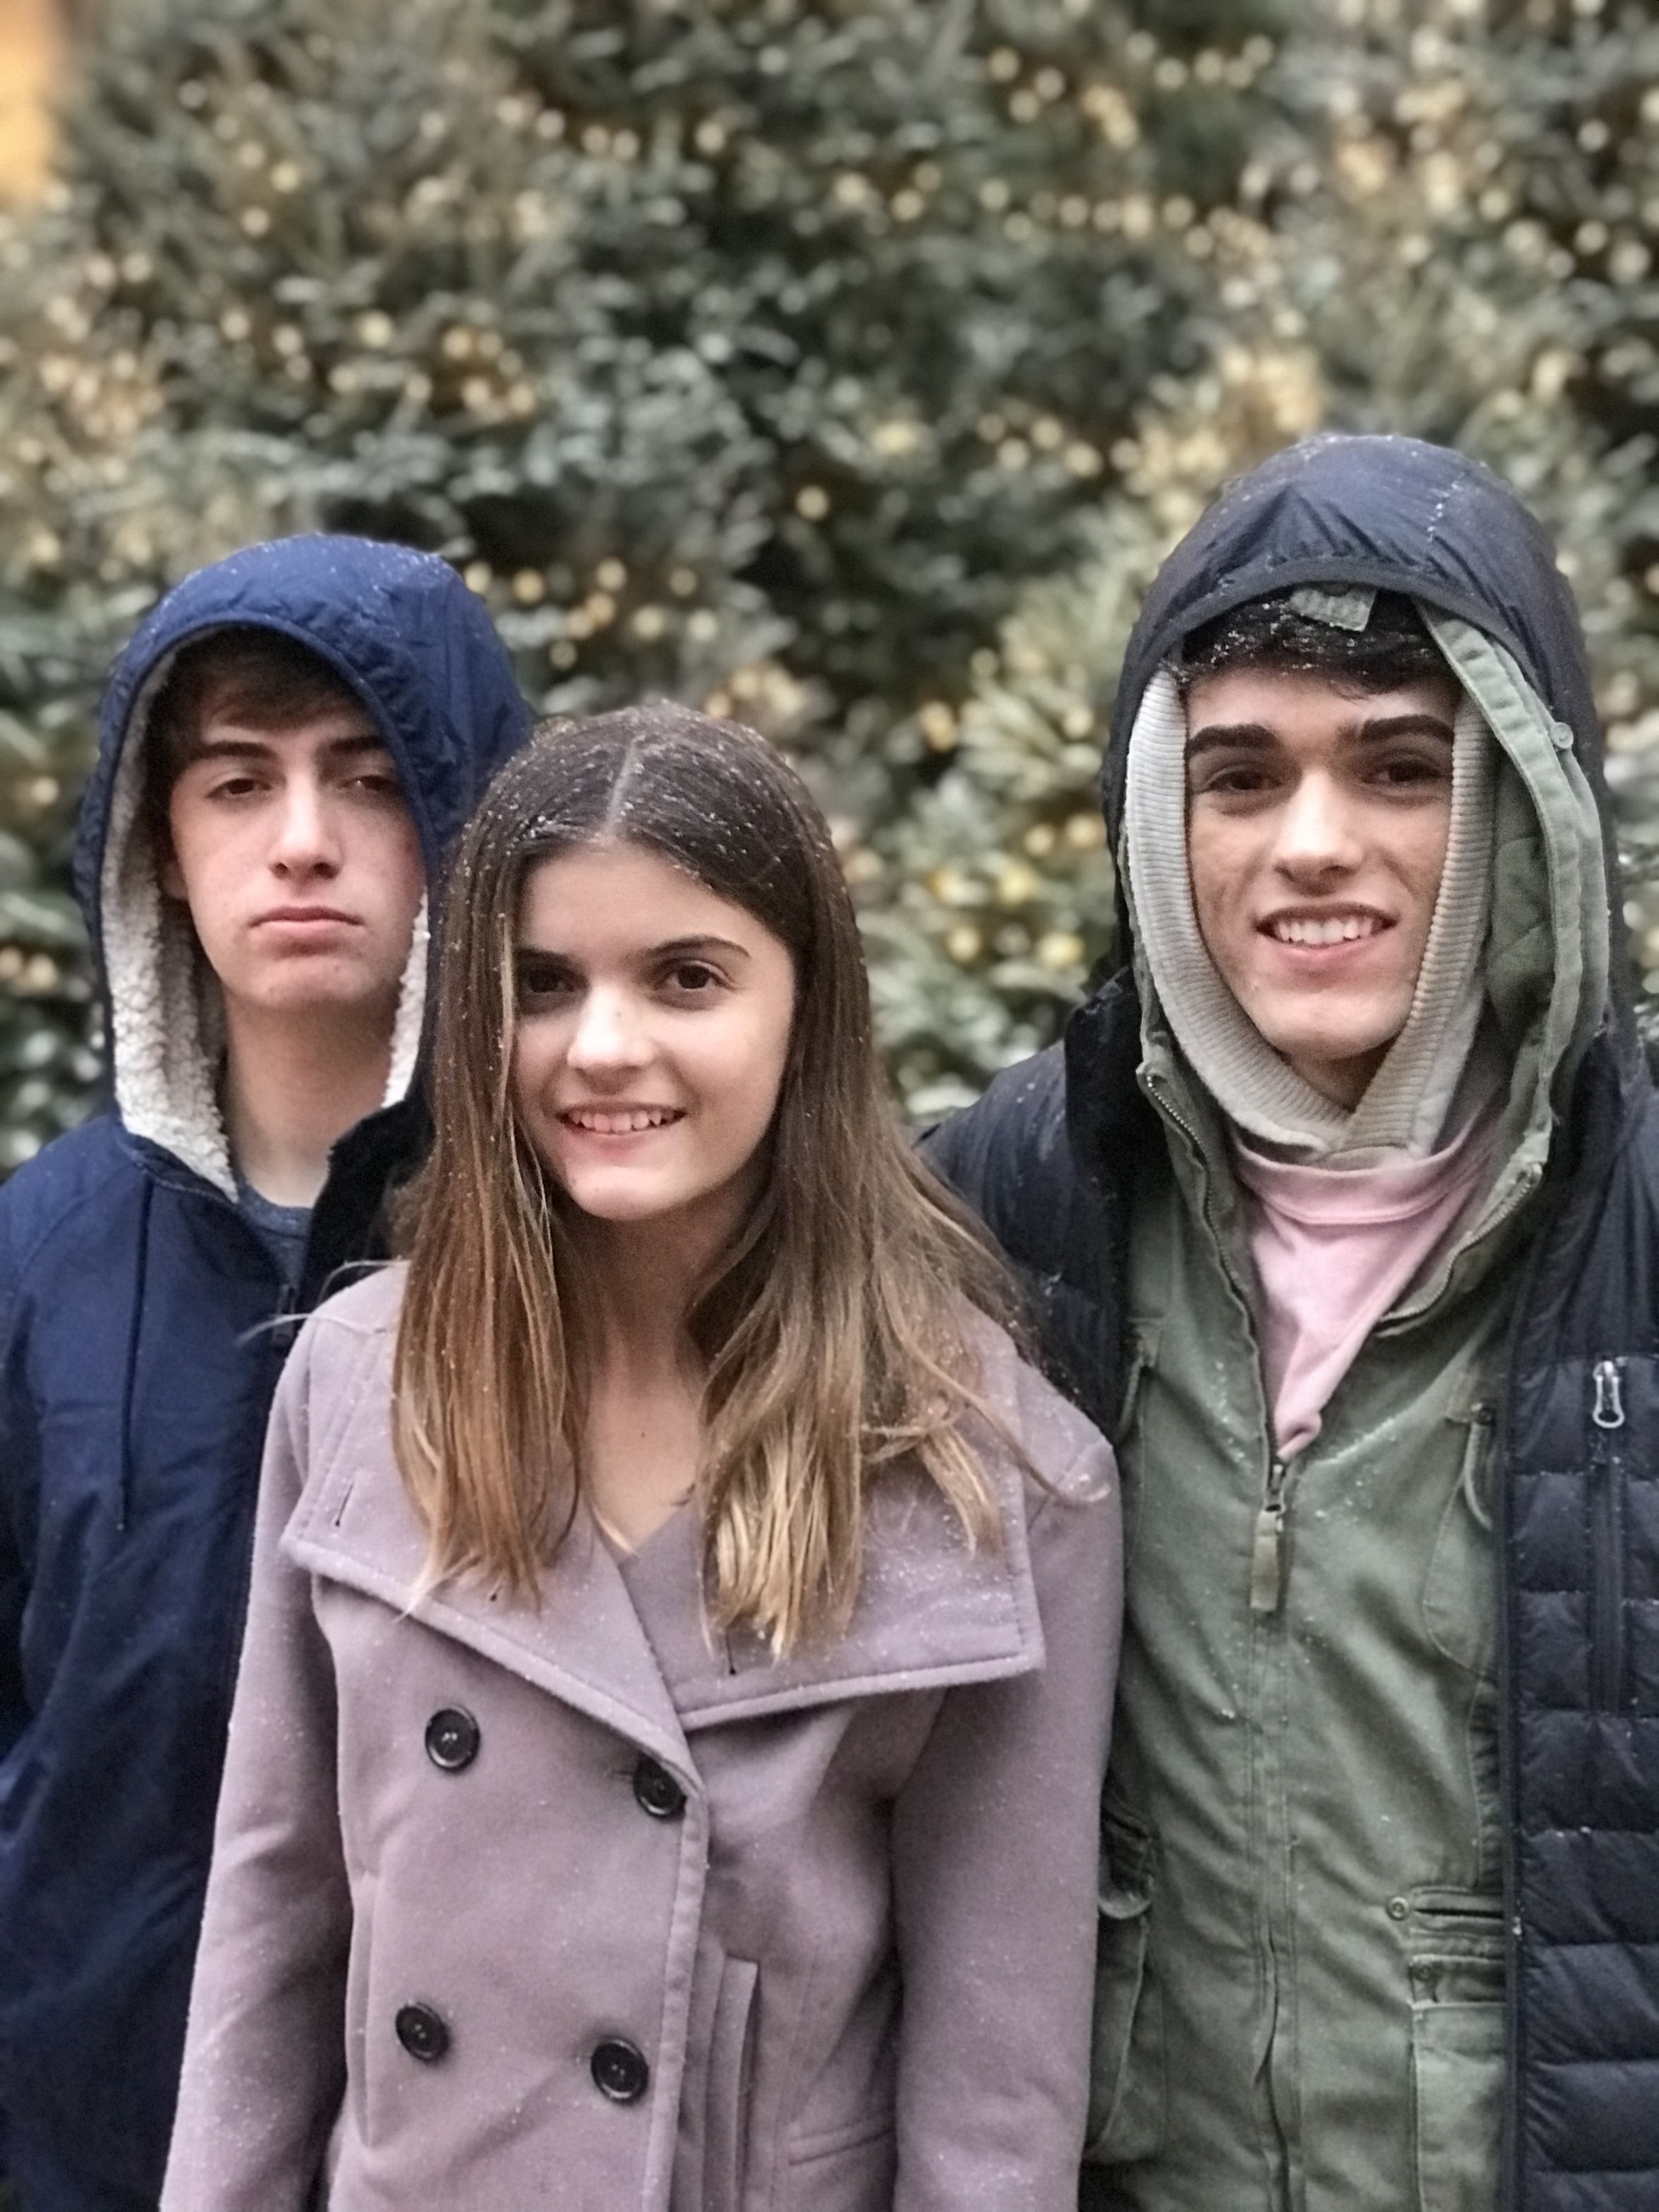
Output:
[1183,664,1460,1107]
[160,704,425,1028]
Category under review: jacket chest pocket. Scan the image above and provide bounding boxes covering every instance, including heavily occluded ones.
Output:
[1581,1355,1659,1716]
[1113,1322,1163,1567]
[1586,1358,1628,1712]
[1085,1805,1165,2166]
[1422,1400,1497,1682]
[1404,1889,1504,2212]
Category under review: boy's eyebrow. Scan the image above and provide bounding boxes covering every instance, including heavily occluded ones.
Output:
[188,730,392,765]
[1351,712,1457,744]
[319,732,395,764]
[1184,723,1277,762]
[1184,711,1457,762]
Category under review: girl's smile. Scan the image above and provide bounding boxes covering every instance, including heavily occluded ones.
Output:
[558,1103,686,1136]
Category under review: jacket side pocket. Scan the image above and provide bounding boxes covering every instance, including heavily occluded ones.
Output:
[1115,1322,1162,1566]
[1085,1809,1165,2165]
[1407,1891,1504,2212]
[703,1956,759,2211]
[785,2117,897,2212]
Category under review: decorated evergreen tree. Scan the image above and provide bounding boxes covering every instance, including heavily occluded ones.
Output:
[1259,0,1659,1020]
[3,0,1656,1150]
[863,344,1320,1111]
[874,0,1659,1108]
[0,0,1286,1156]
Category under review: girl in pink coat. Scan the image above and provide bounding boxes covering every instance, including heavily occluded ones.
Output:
[162,704,1121,2212]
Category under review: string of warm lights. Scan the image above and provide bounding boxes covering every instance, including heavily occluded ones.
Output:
[0,0,1653,1149]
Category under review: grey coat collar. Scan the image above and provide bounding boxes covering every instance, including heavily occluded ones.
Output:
[282,1268,1047,1779]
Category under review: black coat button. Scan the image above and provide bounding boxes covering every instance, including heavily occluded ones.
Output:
[425,1708,480,1772]
[395,2002,451,2063]
[591,2038,650,2103]
[631,1755,686,1821]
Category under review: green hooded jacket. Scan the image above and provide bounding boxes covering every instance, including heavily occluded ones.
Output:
[924,435,1659,2212]
[1093,611,1607,2210]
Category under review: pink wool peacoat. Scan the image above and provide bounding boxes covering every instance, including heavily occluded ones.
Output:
[161,1265,1121,2212]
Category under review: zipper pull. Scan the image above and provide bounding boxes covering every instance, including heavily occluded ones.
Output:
[272,1279,302,1350]
[1250,1459,1289,1614]
[1592,1359,1625,1431]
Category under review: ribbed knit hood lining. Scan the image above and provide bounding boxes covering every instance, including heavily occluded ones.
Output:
[1120,606,1607,1170]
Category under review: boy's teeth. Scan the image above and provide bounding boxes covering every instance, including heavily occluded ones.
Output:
[1273,915,1377,945]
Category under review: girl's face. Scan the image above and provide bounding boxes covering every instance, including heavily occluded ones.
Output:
[510,842,797,1252]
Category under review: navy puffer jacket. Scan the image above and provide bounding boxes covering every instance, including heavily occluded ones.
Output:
[0,538,529,2210]
[926,436,1659,2211]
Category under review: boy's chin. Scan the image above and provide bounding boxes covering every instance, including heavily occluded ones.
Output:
[224,969,404,1023]
[1274,1032,1397,1110]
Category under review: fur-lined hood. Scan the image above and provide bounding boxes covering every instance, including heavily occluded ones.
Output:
[71,536,532,1194]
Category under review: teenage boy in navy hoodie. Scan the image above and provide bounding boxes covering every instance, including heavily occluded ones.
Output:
[0,538,529,2211]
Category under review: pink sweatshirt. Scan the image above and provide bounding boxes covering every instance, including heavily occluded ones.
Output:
[1231,1105,1499,1460]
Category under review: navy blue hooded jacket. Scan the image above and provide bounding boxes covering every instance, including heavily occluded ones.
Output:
[0,538,529,2210]
[927,436,1659,2210]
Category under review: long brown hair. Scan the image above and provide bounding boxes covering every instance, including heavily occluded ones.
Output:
[393,704,1023,1650]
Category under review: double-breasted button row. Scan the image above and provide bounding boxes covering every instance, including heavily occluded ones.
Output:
[425,1707,480,1772]
[393,2004,649,2108]
[426,1716,684,1830]
[409,1719,662,2104]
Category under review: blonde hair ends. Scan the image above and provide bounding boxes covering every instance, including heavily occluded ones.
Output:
[393,706,1024,1651]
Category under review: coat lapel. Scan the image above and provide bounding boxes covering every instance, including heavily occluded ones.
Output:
[285,1450,696,1779]
[611,1460,1044,1731]
[285,1321,1045,1754]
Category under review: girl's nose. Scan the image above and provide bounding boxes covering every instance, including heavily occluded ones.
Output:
[566,986,650,1071]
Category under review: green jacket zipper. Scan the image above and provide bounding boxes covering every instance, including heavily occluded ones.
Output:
[1250,1457,1291,1615]
[1146,1071,1287,1616]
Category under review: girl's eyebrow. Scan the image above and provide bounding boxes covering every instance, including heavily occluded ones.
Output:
[512,934,752,962]
[648,934,751,962]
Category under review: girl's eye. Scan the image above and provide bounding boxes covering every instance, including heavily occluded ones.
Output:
[515,961,578,1005]
[208,775,263,801]
[663,961,721,995]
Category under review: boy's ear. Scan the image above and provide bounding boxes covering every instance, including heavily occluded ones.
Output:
[156,832,188,904]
